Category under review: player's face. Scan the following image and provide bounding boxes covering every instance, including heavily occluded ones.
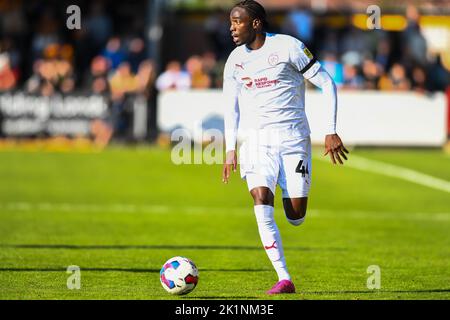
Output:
[229,7,256,46]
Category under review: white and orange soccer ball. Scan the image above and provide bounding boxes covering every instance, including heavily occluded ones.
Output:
[160,256,199,295]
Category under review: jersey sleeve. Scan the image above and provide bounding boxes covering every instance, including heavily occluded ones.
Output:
[223,55,241,152]
[289,38,321,79]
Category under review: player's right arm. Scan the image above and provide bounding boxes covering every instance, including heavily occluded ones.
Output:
[222,55,240,184]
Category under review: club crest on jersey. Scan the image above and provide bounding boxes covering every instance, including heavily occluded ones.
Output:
[268,53,279,66]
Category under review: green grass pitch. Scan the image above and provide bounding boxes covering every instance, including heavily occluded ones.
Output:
[0,146,449,300]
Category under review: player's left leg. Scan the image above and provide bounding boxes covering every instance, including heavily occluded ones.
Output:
[278,136,312,226]
[283,197,308,226]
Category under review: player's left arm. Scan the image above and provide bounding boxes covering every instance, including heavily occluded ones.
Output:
[306,67,349,165]
[289,38,349,164]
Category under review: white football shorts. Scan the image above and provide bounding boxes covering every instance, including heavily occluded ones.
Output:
[239,135,312,198]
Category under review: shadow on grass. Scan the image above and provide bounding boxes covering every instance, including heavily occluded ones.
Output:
[303,289,450,294]
[0,244,346,251]
[0,267,270,273]
[185,296,260,299]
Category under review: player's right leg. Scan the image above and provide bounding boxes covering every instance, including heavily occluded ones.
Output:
[245,176,295,294]
[239,141,295,294]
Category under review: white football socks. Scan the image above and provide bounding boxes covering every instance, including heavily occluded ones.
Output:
[254,205,291,281]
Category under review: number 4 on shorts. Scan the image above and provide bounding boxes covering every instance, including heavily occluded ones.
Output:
[295,159,309,177]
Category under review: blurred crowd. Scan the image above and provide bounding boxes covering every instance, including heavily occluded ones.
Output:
[198,4,449,94]
[0,1,449,101]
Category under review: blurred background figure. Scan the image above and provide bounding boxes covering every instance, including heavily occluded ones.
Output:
[378,63,411,91]
[411,66,428,94]
[0,0,448,144]
[85,1,113,55]
[136,59,156,98]
[108,61,139,138]
[102,37,126,70]
[128,37,147,74]
[0,53,17,92]
[156,60,191,91]
[402,5,428,70]
[109,62,139,99]
[321,52,344,88]
[83,55,111,95]
[204,9,235,60]
[282,4,314,48]
[185,55,211,89]
[342,63,364,90]
[361,58,383,90]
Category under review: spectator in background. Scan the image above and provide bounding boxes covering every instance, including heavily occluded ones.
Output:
[378,63,411,91]
[24,43,76,96]
[339,26,368,61]
[426,54,450,92]
[282,4,314,48]
[204,9,234,60]
[318,31,339,58]
[374,38,391,73]
[0,1,27,40]
[402,5,428,69]
[0,38,21,84]
[58,63,76,94]
[411,66,428,94]
[156,61,191,91]
[342,64,364,90]
[84,55,111,95]
[136,59,156,98]
[202,51,225,88]
[85,1,113,54]
[127,37,146,74]
[25,59,44,94]
[320,52,344,87]
[109,62,139,99]
[0,53,17,92]
[102,37,126,70]
[30,8,59,62]
[361,58,382,90]
[108,62,139,136]
[185,55,211,89]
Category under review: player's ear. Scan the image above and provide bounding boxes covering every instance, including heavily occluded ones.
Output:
[252,18,261,30]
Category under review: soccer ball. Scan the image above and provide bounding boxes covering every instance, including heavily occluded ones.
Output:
[160,256,199,295]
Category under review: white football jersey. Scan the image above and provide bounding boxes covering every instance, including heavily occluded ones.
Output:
[223,33,321,149]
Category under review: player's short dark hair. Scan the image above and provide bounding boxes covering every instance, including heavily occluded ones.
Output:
[234,0,268,30]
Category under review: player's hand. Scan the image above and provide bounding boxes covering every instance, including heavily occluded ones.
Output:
[222,150,237,184]
[324,134,349,165]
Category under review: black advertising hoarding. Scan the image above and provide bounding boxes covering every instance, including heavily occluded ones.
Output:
[0,93,109,138]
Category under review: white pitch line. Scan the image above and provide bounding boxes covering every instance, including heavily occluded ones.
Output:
[317,154,450,194]
[0,202,247,214]
[0,202,449,221]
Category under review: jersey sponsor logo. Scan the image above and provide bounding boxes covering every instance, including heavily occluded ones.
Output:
[254,77,279,89]
[241,76,279,90]
[268,53,279,66]
[241,77,254,89]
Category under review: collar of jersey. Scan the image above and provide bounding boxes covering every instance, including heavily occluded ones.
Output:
[244,32,272,53]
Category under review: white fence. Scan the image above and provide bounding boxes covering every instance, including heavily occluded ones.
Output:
[158,90,448,147]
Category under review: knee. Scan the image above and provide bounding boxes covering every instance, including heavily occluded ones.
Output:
[287,216,305,226]
[250,187,274,206]
[285,206,307,220]
[283,198,307,222]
